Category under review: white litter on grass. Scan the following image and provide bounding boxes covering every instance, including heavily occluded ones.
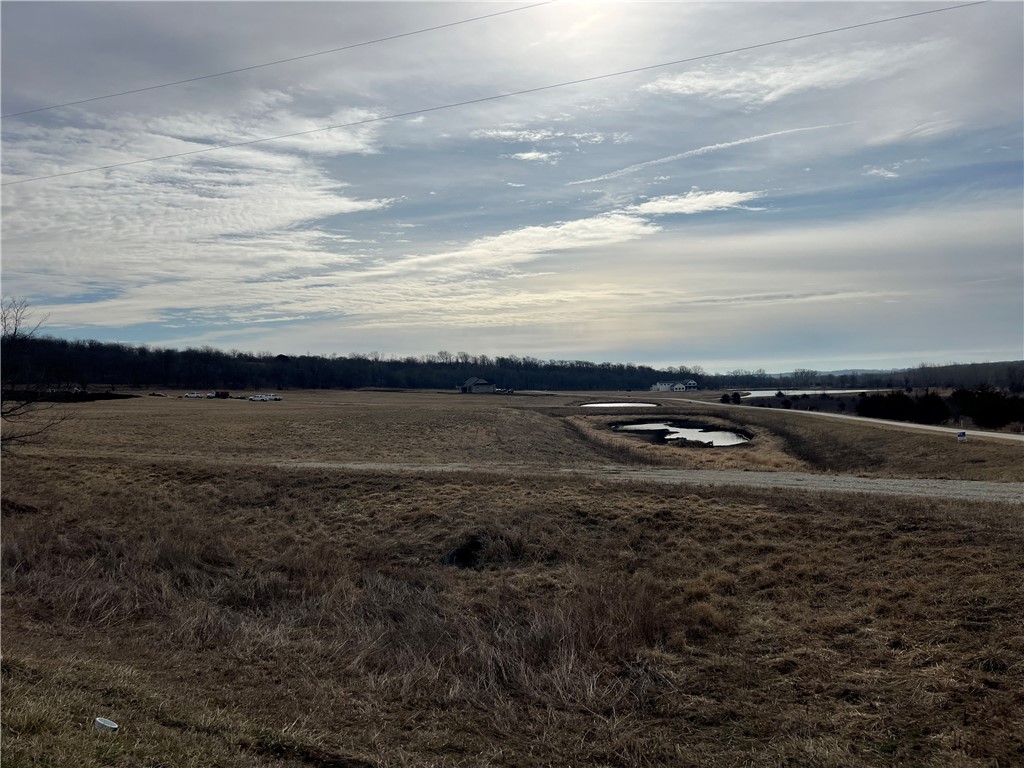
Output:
[94,717,119,732]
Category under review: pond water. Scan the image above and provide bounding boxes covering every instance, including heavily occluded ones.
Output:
[741,388,882,399]
[580,402,659,408]
[616,422,750,446]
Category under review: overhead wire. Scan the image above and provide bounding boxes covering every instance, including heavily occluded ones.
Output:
[1,1,990,188]
[0,1,556,119]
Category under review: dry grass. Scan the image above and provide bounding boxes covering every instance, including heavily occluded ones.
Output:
[7,389,1020,480]
[590,396,1023,481]
[6,390,605,469]
[3,392,1023,766]
[562,412,809,472]
[711,404,1024,481]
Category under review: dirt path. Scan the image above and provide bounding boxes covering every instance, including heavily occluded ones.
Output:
[284,461,1024,504]
[19,445,1020,504]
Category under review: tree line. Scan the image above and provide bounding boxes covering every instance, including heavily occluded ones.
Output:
[4,332,1023,395]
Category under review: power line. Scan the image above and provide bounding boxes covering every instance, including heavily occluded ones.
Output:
[1,1,556,119]
[2,1,989,188]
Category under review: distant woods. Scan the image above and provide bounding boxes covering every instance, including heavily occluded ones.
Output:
[5,333,1024,396]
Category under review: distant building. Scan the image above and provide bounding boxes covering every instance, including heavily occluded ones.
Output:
[459,377,496,394]
[650,380,699,392]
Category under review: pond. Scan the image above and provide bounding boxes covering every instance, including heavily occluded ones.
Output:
[614,421,750,446]
[580,402,659,408]
[740,388,882,399]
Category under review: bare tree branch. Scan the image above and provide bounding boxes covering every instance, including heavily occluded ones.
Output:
[2,296,67,451]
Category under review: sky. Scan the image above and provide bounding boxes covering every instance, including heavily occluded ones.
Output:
[2,1,1022,373]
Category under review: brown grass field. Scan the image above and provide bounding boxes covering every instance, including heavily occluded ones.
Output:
[2,390,1022,766]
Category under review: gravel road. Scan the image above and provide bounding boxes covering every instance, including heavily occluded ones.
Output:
[285,461,1024,504]
[662,396,1024,443]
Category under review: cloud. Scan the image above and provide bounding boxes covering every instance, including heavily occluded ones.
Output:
[28,198,1020,376]
[471,128,560,142]
[863,167,898,178]
[503,151,561,163]
[867,118,962,145]
[623,190,764,215]
[3,174,770,332]
[568,124,839,185]
[381,188,763,279]
[471,128,605,145]
[642,43,939,106]
[393,211,661,276]
[1,109,394,315]
[862,157,930,178]
[0,95,385,187]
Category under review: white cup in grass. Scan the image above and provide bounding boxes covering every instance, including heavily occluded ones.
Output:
[94,717,119,732]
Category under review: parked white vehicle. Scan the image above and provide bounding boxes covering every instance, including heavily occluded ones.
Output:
[248,394,282,401]
[183,392,203,398]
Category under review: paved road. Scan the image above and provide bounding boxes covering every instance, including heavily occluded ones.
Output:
[284,461,1024,504]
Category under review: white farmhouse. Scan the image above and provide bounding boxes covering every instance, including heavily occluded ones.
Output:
[459,377,496,394]
[650,380,699,392]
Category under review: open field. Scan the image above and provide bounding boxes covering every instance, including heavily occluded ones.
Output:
[3,390,1023,766]
[7,390,595,468]
[8,389,1023,480]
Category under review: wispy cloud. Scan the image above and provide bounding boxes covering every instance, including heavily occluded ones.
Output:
[567,125,839,185]
[393,212,661,274]
[862,157,931,178]
[472,128,560,142]
[623,190,764,215]
[868,119,961,145]
[2,109,393,316]
[472,128,606,145]
[642,43,939,106]
[503,150,561,164]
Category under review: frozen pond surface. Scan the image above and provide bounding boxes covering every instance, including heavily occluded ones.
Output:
[616,422,750,446]
[581,402,659,408]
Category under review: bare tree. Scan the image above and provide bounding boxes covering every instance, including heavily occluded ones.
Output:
[1,297,66,450]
